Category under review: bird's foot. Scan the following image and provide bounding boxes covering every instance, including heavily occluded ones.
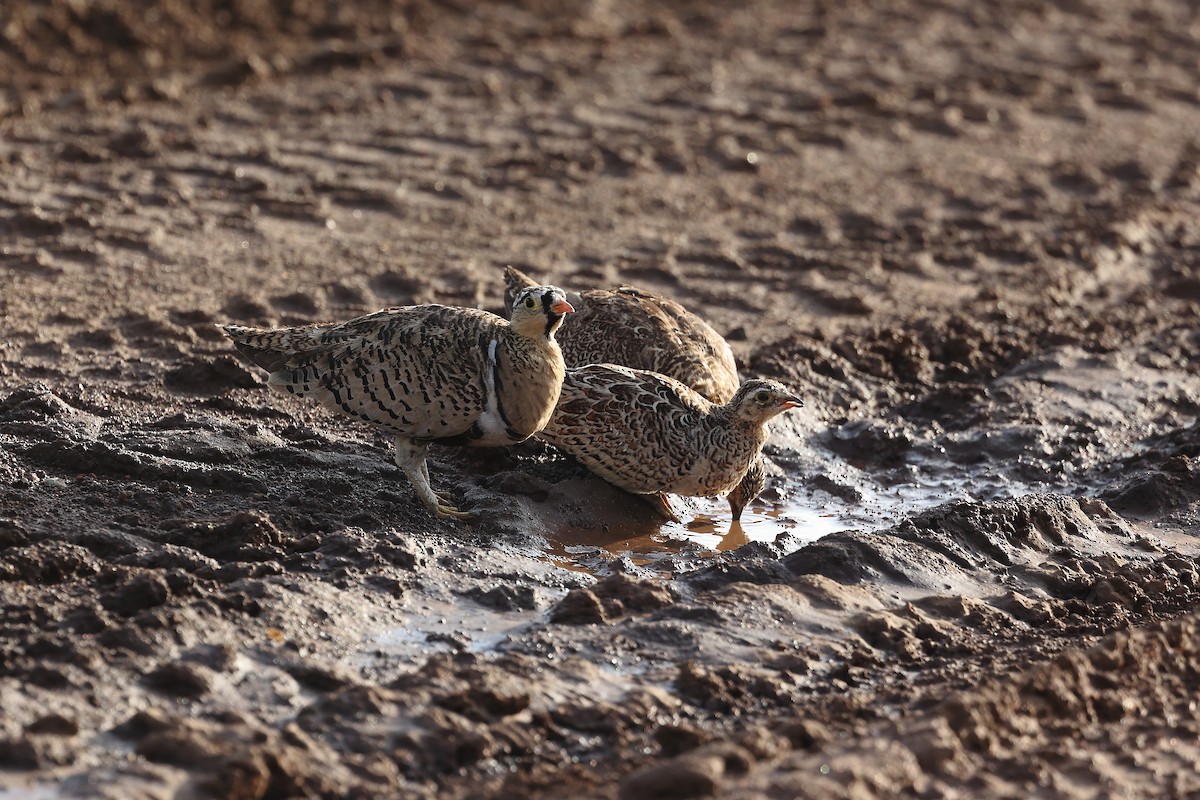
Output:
[433,499,475,520]
[646,493,682,523]
[393,437,474,521]
[432,491,475,518]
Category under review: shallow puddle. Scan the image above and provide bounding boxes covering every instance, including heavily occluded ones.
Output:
[546,497,844,569]
[0,784,63,800]
[546,471,1012,572]
[368,600,555,664]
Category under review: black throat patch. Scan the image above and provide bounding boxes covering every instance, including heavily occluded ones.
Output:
[542,289,559,338]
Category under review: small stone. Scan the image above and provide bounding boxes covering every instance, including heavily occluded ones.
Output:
[27,714,79,736]
[618,753,725,800]
[102,573,170,617]
[113,709,176,740]
[738,726,790,760]
[467,584,538,611]
[146,661,213,698]
[655,723,708,757]
[777,719,830,750]
[549,587,608,625]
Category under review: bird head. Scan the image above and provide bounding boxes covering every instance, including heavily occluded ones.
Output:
[728,379,802,426]
[508,285,575,339]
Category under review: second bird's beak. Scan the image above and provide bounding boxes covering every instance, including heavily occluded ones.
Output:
[551,298,575,315]
[779,394,803,409]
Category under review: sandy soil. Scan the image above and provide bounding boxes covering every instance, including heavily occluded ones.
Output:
[3,0,1200,797]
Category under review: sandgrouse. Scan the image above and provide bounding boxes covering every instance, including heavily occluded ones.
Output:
[504,266,738,402]
[505,266,767,520]
[222,286,574,518]
[538,363,801,522]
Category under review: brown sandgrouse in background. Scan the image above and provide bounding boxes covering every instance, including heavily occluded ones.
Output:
[504,266,738,402]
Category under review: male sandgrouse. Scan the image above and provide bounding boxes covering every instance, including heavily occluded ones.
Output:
[504,266,739,403]
[222,286,574,518]
[538,364,801,522]
[505,266,767,520]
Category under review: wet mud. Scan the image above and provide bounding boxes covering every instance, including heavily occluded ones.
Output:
[3,0,1200,797]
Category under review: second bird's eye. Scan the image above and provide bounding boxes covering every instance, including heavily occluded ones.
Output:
[525,296,536,309]
[755,391,769,403]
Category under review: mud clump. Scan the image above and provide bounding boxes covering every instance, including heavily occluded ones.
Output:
[100,572,171,617]
[550,573,674,624]
[0,542,103,584]
[720,614,1200,799]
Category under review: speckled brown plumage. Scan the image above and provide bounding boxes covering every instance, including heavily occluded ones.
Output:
[725,457,767,522]
[504,266,739,403]
[222,285,573,518]
[506,266,769,519]
[538,364,800,519]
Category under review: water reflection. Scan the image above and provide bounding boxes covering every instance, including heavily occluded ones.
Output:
[545,493,851,573]
[543,472,990,573]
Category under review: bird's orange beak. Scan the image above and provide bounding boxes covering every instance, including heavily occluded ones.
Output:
[779,394,803,409]
[551,299,575,315]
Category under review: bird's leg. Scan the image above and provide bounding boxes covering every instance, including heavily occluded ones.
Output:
[645,492,682,523]
[393,437,438,511]
[727,497,745,522]
[420,459,456,504]
[394,437,472,519]
[727,458,767,522]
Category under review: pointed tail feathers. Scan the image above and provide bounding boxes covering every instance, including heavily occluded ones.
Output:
[220,323,330,373]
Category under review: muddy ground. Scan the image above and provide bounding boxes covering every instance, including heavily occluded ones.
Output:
[3,0,1200,797]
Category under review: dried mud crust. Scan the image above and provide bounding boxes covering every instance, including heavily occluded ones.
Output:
[3,0,1200,798]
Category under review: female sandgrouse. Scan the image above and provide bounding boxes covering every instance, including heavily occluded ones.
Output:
[505,266,766,520]
[222,286,574,518]
[538,363,801,522]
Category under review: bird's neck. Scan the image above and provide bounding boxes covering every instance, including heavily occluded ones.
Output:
[710,403,749,427]
[705,416,771,486]
[492,328,566,441]
[709,407,772,451]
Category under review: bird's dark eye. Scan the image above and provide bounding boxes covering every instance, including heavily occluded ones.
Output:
[524,296,536,309]
[755,391,770,403]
